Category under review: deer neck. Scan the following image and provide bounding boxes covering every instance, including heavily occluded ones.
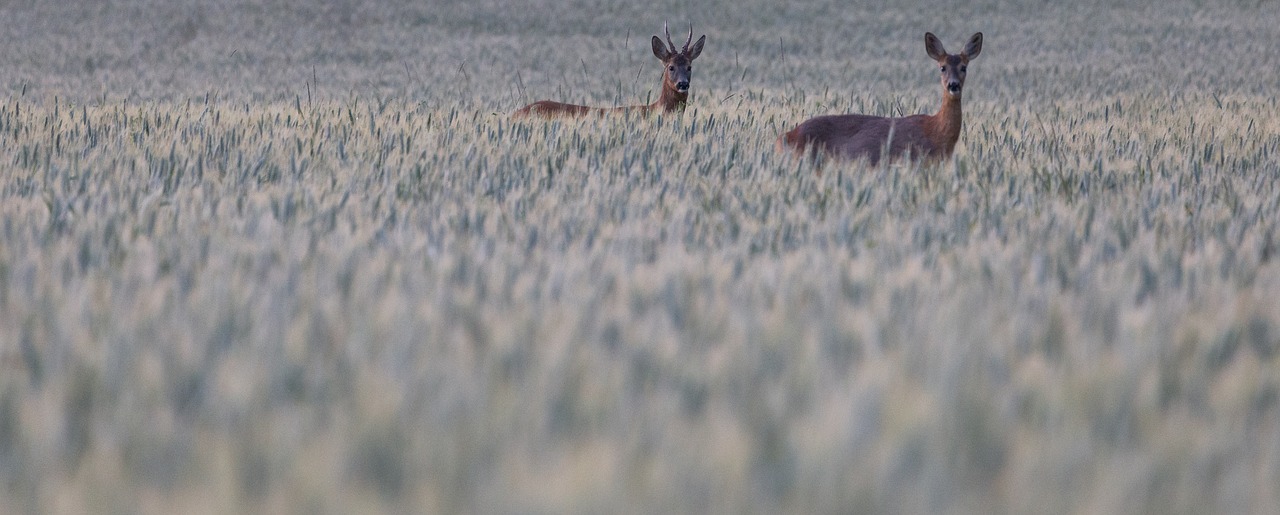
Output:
[924,94,963,155]
[653,82,689,112]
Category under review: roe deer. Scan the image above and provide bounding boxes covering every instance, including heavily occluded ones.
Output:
[513,24,706,118]
[778,32,983,165]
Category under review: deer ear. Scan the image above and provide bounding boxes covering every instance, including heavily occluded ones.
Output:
[687,35,706,60]
[651,35,671,60]
[925,32,947,61]
[963,32,983,59]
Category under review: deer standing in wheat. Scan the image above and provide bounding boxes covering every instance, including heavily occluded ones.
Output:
[513,24,706,118]
[779,32,983,165]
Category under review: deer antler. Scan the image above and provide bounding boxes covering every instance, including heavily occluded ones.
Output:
[684,24,694,54]
[664,23,677,54]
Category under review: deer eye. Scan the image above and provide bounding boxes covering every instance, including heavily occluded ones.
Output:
[669,66,675,71]
[960,65,967,72]
[940,66,946,72]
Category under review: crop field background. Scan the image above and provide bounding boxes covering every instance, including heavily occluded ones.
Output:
[2,0,1280,513]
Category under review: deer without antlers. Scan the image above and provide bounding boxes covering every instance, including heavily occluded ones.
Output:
[779,32,983,165]
[513,24,706,118]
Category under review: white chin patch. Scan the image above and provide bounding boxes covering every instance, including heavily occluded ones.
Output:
[676,87,689,93]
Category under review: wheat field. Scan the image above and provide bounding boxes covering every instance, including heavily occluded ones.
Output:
[2,0,1280,513]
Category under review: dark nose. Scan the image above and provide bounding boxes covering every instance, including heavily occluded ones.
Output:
[676,81,690,90]
[947,82,961,93]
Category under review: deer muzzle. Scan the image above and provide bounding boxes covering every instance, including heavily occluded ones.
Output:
[675,81,690,93]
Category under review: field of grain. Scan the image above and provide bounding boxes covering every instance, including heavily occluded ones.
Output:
[2,0,1280,513]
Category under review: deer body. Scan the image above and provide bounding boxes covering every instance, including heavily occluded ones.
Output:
[515,83,690,117]
[513,25,705,118]
[779,32,982,165]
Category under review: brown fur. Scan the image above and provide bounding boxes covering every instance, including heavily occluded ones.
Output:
[512,70,690,118]
[779,32,982,165]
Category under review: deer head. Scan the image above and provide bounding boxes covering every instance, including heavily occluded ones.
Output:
[651,24,706,94]
[925,32,982,99]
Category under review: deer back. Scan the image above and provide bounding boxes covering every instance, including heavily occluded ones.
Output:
[512,101,601,118]
[782,113,938,164]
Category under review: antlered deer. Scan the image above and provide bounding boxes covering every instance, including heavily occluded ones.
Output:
[513,24,706,117]
[779,32,983,165]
